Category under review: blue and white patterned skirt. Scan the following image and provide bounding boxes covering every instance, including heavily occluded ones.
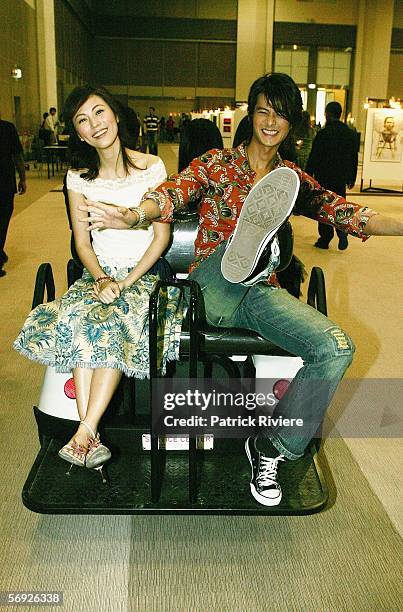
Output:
[14,265,184,378]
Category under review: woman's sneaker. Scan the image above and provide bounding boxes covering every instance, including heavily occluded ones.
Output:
[245,437,285,506]
[221,167,300,284]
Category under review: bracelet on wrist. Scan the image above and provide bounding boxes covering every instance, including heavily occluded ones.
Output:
[95,275,114,284]
[128,206,146,228]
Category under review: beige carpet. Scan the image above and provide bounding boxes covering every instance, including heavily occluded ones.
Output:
[0,148,402,611]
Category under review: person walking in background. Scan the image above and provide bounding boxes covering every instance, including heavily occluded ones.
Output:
[39,112,52,145]
[44,107,58,144]
[158,116,166,142]
[0,111,27,277]
[306,101,358,250]
[294,110,315,170]
[166,114,175,142]
[143,107,159,155]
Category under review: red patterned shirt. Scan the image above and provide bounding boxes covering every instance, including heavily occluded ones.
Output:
[142,143,377,283]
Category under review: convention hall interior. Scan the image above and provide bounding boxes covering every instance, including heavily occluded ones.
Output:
[0,1,402,610]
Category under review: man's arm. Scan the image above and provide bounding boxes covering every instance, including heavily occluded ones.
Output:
[80,152,213,230]
[80,197,162,231]
[292,163,403,239]
[364,214,403,236]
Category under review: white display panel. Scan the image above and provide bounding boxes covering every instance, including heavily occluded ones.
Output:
[362,108,403,186]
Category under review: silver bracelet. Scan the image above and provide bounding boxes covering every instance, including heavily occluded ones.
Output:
[129,207,146,227]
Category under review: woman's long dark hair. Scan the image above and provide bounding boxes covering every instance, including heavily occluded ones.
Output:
[233,116,252,147]
[178,118,223,172]
[63,85,139,180]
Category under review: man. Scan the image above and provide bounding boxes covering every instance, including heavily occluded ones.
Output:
[44,107,58,144]
[80,73,403,507]
[0,112,27,277]
[143,107,159,155]
[306,101,358,250]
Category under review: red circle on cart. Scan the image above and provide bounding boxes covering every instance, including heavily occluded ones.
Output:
[273,379,290,400]
[64,378,76,399]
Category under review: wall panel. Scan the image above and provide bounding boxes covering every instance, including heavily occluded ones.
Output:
[198,43,236,88]
[0,0,40,131]
[163,42,197,87]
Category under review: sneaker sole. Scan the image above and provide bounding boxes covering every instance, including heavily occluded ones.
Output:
[244,439,282,507]
[221,167,300,284]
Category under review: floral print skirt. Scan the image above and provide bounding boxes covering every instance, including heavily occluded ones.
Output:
[13,266,184,378]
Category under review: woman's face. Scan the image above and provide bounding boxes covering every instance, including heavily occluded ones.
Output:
[251,93,290,149]
[73,95,119,149]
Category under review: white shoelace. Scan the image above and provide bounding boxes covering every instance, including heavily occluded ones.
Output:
[257,454,285,487]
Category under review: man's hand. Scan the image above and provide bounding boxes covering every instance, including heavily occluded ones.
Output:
[18,179,27,195]
[79,199,134,230]
[93,279,121,304]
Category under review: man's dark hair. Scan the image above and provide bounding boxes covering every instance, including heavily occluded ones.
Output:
[247,73,303,129]
[63,84,137,180]
[325,101,342,120]
[49,107,57,113]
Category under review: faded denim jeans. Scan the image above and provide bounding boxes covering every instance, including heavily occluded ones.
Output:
[189,243,355,459]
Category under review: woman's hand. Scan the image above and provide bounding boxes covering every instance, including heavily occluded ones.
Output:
[93,279,121,304]
[79,199,135,230]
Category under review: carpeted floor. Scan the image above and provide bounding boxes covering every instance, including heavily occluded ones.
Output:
[0,145,402,611]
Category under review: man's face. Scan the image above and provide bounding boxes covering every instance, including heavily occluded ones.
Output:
[251,93,290,149]
[384,117,395,131]
[50,109,56,116]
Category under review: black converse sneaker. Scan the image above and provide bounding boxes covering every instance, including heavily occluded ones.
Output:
[245,437,285,506]
[221,167,300,284]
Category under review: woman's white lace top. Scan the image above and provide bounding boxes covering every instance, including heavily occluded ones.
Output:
[66,159,167,268]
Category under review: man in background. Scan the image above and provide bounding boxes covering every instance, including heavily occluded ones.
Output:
[0,112,26,277]
[143,107,159,155]
[306,101,358,250]
[44,106,58,144]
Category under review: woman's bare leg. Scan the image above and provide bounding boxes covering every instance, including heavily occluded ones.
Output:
[72,367,93,420]
[69,368,123,447]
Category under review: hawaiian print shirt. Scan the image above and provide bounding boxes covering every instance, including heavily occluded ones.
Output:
[142,143,377,284]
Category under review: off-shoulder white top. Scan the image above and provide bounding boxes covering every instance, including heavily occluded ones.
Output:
[66,158,167,268]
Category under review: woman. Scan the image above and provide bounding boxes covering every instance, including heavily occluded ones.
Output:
[14,85,183,471]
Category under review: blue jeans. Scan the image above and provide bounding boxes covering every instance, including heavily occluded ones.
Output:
[147,132,158,155]
[189,243,355,459]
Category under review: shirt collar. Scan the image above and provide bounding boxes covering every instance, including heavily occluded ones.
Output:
[234,142,284,172]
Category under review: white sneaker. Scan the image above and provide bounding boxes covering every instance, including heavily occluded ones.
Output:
[245,437,285,506]
[221,167,300,284]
